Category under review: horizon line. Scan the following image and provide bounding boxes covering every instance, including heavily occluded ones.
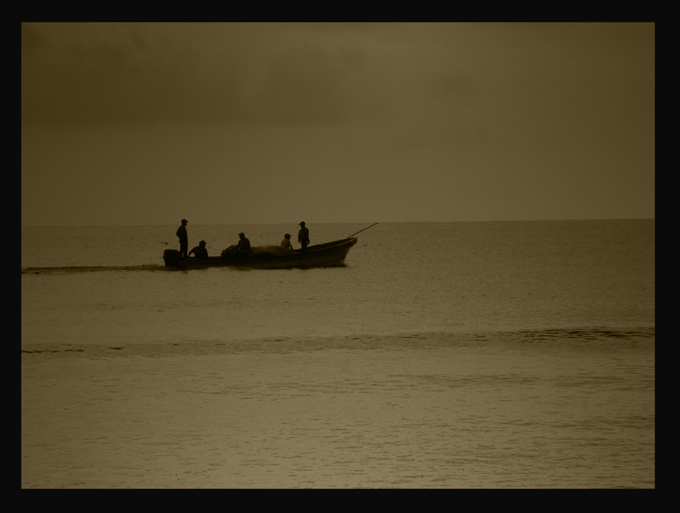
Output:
[21,217,655,228]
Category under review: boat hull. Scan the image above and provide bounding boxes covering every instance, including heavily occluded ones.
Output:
[163,237,358,270]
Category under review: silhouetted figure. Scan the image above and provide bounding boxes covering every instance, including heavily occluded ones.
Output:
[298,222,310,250]
[176,219,189,258]
[280,233,294,251]
[221,232,253,258]
[189,240,208,258]
[237,232,251,252]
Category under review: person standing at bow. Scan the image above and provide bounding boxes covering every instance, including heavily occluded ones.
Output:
[298,221,310,250]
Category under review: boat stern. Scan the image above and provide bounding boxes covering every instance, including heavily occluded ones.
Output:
[163,249,183,268]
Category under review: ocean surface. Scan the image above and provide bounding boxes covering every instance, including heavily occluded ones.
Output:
[21,220,655,488]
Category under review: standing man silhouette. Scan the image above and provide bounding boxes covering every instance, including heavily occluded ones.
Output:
[298,221,310,250]
[176,219,189,258]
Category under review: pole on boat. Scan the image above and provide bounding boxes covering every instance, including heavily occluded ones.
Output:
[347,222,379,238]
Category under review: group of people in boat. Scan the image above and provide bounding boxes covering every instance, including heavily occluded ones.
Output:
[175,219,311,259]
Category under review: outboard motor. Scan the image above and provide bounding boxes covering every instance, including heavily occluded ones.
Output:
[163,249,183,267]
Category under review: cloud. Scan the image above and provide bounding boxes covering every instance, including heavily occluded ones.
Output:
[21,23,655,225]
[246,43,359,125]
[22,23,240,125]
[21,23,482,130]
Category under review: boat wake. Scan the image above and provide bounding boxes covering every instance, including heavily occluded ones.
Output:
[21,264,169,274]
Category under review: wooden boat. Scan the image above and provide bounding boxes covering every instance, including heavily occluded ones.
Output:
[163,237,358,270]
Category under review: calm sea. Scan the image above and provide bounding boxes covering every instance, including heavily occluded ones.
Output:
[21,220,655,488]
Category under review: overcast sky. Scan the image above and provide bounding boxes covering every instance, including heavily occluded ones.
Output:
[21,22,655,226]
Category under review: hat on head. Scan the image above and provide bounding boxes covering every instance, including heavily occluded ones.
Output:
[299,221,305,226]
[182,219,188,223]
[199,240,206,246]
[239,232,245,236]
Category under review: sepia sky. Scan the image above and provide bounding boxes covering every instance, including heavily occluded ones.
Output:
[21,22,655,226]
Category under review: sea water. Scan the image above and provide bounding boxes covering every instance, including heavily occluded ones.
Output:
[21,220,655,488]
